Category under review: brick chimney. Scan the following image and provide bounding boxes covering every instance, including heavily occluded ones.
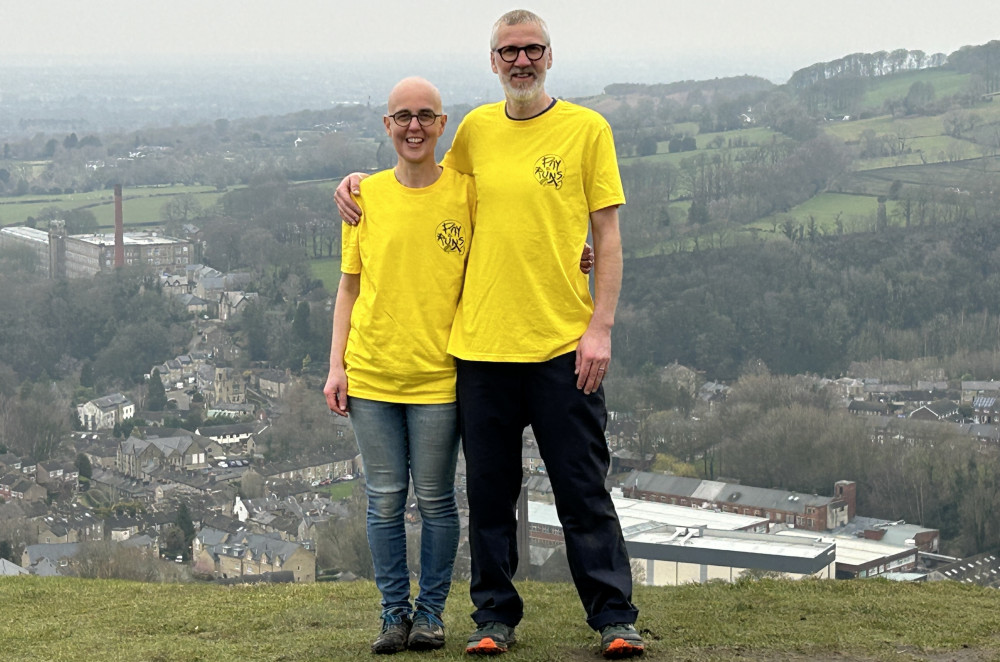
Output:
[114,184,125,268]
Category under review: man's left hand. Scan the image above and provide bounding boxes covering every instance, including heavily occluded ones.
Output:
[575,325,611,394]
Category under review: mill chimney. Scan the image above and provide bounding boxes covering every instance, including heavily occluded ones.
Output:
[114,184,125,268]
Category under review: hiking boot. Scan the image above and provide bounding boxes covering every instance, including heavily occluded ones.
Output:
[371,612,412,655]
[408,610,445,651]
[600,623,645,659]
[466,621,516,655]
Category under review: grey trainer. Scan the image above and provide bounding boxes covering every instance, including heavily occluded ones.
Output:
[371,612,411,655]
[408,610,445,650]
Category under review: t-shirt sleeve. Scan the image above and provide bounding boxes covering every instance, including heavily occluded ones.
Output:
[583,122,626,213]
[441,117,473,175]
[340,195,362,275]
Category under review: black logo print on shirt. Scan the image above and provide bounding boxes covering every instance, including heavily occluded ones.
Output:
[534,154,564,189]
[436,220,467,255]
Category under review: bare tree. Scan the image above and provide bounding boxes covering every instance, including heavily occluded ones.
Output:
[315,482,373,578]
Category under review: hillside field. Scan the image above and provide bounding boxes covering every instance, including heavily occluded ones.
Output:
[3,576,1000,661]
[0,185,223,229]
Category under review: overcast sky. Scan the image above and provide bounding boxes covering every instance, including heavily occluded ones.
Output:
[2,0,996,83]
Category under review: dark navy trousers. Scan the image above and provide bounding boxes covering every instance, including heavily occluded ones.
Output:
[457,352,639,630]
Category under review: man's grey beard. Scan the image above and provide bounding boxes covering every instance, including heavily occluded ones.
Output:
[502,70,546,104]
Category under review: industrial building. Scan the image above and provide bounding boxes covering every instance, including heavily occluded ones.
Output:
[0,185,192,278]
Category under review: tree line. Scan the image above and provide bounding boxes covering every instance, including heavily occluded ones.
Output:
[614,204,1000,381]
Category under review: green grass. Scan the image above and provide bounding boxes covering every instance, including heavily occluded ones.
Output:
[692,126,783,150]
[0,185,224,228]
[834,156,1000,199]
[309,256,341,293]
[822,113,944,144]
[857,69,973,110]
[89,188,224,228]
[753,192,892,235]
[821,100,1000,172]
[622,126,785,168]
[326,480,354,499]
[672,121,700,138]
[3,576,1000,660]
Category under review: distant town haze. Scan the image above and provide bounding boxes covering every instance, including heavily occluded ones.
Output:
[1,1,996,137]
[2,0,996,84]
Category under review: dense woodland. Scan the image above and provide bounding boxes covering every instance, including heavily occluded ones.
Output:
[2,41,1000,554]
[616,214,1000,380]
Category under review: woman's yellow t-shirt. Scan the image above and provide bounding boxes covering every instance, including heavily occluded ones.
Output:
[341,167,475,403]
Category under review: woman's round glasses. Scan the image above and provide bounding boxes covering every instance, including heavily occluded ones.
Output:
[388,110,443,127]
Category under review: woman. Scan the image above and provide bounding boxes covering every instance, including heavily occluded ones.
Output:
[323,76,470,654]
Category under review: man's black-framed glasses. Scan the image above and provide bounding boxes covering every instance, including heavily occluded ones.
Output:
[494,43,547,63]
[388,110,443,127]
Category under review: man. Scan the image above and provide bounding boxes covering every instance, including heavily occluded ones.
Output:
[336,9,642,659]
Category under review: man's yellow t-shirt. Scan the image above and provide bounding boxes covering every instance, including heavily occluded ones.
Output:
[442,100,625,362]
[341,168,475,403]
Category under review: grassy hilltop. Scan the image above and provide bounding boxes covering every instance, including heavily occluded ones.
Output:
[4,576,1000,661]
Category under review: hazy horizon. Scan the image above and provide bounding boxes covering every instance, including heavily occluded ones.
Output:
[1,1,996,138]
[3,1,996,82]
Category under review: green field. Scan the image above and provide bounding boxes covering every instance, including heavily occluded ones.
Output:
[753,192,894,235]
[326,480,354,500]
[823,113,941,143]
[821,98,1000,171]
[834,155,1000,199]
[309,256,341,293]
[692,125,782,150]
[0,185,224,228]
[856,68,973,110]
[844,135,978,170]
[622,125,786,168]
[671,121,699,138]
[5,576,1000,661]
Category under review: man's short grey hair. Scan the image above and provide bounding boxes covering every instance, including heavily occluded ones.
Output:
[490,9,550,49]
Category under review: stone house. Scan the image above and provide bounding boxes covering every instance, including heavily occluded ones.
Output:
[256,369,294,400]
[198,366,246,407]
[192,527,315,582]
[33,512,104,545]
[160,272,189,296]
[255,449,358,485]
[36,461,79,487]
[973,396,1000,424]
[218,290,259,321]
[1,476,47,502]
[962,381,1000,406]
[21,542,81,576]
[177,293,210,316]
[196,422,257,457]
[117,433,210,479]
[77,393,135,431]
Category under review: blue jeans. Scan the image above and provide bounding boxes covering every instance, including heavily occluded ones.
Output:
[349,397,461,618]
